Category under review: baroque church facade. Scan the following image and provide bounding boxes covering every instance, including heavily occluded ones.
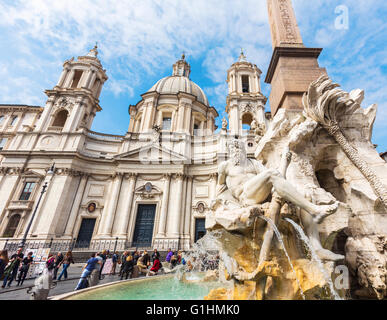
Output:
[0,44,269,252]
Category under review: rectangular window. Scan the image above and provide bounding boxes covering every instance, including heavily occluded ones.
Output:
[193,123,199,136]
[242,75,250,93]
[10,116,18,126]
[19,182,36,201]
[162,117,171,131]
[0,138,7,150]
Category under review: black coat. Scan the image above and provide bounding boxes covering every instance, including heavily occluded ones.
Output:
[152,251,160,261]
[123,260,134,272]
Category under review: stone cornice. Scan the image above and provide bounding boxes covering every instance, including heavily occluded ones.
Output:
[0,105,43,113]
[265,46,323,84]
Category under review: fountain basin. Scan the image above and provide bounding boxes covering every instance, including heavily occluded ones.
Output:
[52,274,226,300]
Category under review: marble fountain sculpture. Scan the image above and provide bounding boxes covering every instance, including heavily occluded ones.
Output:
[54,75,386,301]
[204,75,387,300]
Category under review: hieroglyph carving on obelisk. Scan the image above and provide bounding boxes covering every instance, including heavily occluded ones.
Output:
[267,0,304,48]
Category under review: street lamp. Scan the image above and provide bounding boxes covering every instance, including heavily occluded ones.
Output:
[19,163,55,249]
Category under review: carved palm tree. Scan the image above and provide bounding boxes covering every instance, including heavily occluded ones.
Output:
[303,75,387,210]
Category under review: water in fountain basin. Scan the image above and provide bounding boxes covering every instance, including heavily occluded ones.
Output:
[285,218,342,300]
[259,216,306,300]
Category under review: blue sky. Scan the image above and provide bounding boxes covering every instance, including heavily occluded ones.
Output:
[0,0,386,151]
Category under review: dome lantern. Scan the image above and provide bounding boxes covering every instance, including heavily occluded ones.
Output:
[172,53,191,78]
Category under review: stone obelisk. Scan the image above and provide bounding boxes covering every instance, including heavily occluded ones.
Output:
[265,0,326,116]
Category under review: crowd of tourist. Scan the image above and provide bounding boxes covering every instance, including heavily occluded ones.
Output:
[0,248,76,289]
[73,248,192,290]
[0,246,206,292]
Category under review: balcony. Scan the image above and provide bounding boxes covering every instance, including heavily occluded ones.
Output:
[7,200,34,211]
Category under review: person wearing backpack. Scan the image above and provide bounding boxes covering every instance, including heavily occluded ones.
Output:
[2,247,23,288]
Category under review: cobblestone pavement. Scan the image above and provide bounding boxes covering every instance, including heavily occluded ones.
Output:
[0,263,135,300]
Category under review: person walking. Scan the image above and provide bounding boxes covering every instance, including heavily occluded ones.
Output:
[16,251,33,286]
[57,251,74,281]
[74,253,101,290]
[98,250,107,280]
[0,250,9,280]
[120,255,134,280]
[110,251,119,275]
[52,252,64,280]
[2,247,24,288]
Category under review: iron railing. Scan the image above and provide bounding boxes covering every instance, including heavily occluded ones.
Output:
[2,238,157,256]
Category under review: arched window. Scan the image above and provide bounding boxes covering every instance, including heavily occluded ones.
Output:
[241,75,250,93]
[3,214,21,238]
[70,70,83,88]
[242,113,253,131]
[92,78,101,95]
[0,115,4,124]
[52,110,68,128]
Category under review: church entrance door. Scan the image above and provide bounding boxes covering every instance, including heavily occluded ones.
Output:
[76,218,96,248]
[132,204,156,248]
[194,218,206,242]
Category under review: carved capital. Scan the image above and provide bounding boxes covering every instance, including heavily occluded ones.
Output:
[162,173,172,181]
[175,173,185,180]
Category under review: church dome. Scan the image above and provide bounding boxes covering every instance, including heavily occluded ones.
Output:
[147,55,209,106]
[148,76,209,106]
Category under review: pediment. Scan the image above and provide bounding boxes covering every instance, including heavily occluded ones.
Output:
[21,169,45,178]
[115,143,187,163]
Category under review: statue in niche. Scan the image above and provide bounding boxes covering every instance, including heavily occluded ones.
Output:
[221,117,228,130]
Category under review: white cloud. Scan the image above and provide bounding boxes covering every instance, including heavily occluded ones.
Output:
[0,0,385,150]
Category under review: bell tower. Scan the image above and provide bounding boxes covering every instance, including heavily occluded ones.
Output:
[35,45,108,133]
[225,50,267,136]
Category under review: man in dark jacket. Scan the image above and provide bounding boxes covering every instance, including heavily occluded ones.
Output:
[53,252,64,280]
[2,247,24,288]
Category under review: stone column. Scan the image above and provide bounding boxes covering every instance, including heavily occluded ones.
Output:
[170,174,184,236]
[57,67,69,87]
[183,176,193,236]
[99,174,123,237]
[157,174,171,236]
[210,173,218,200]
[84,70,95,89]
[63,174,88,237]
[116,173,137,238]
[34,173,74,237]
[177,104,185,132]
[64,69,75,88]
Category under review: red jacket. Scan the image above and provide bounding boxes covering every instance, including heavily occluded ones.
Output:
[150,259,161,272]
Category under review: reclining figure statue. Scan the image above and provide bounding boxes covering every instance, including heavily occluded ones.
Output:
[216,139,343,262]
